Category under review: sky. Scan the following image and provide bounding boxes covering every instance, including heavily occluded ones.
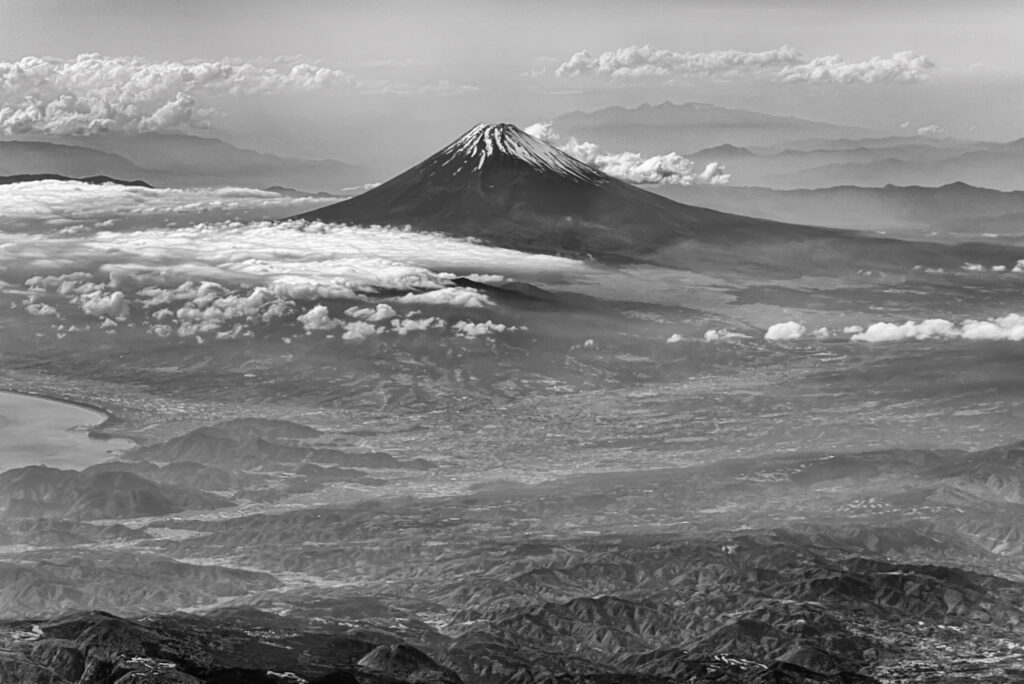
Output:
[1,0,1022,164]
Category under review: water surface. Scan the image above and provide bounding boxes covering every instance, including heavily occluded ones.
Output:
[0,391,134,472]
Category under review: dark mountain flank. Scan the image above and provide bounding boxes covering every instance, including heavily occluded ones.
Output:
[298,123,1023,274]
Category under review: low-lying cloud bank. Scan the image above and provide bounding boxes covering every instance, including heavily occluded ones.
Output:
[525,122,728,186]
[0,180,331,227]
[552,45,934,84]
[2,216,585,343]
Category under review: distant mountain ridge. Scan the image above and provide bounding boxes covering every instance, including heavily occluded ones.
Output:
[653,181,1024,235]
[0,133,372,192]
[552,101,880,154]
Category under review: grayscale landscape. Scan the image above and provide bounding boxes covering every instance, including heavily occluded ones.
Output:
[1,1,1023,682]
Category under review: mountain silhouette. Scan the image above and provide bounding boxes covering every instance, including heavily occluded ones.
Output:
[298,123,1023,273]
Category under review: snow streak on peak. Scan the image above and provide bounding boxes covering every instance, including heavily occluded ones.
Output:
[439,123,607,182]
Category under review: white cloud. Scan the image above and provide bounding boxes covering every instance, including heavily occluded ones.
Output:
[0,180,330,227]
[917,124,945,135]
[703,329,750,342]
[391,316,445,335]
[1,212,582,341]
[777,51,934,84]
[0,54,478,135]
[851,315,1024,342]
[341,320,381,342]
[297,304,342,332]
[452,320,523,338]
[75,289,129,320]
[345,303,397,322]
[524,121,560,143]
[392,288,494,308]
[555,45,803,79]
[553,45,934,85]
[25,302,58,316]
[764,321,806,341]
[528,124,729,186]
[666,333,684,344]
[0,54,354,135]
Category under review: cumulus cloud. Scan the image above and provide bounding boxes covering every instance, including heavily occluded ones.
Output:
[552,45,934,85]
[0,54,355,135]
[452,320,524,338]
[0,54,479,135]
[764,321,807,341]
[526,123,729,186]
[555,45,803,79]
[917,124,945,135]
[25,302,58,316]
[345,303,397,322]
[0,213,584,342]
[851,315,1024,342]
[777,51,934,84]
[297,304,343,332]
[391,317,445,335]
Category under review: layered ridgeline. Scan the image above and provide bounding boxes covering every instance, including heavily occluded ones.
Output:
[298,124,1022,274]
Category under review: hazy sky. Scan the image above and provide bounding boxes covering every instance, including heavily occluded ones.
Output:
[1,0,1022,163]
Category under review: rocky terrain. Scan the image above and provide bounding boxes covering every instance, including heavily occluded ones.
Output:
[3,414,1024,682]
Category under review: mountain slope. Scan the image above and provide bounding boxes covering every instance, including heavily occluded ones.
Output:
[300,123,839,255]
[297,123,1022,274]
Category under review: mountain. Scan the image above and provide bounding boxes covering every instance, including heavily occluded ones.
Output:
[0,465,232,520]
[652,182,1024,236]
[1,133,373,192]
[766,138,1024,190]
[297,123,1022,274]
[552,101,879,154]
[0,140,153,179]
[687,140,974,188]
[70,132,371,192]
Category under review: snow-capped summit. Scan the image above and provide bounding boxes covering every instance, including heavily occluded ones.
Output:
[436,123,605,182]
[297,122,846,265]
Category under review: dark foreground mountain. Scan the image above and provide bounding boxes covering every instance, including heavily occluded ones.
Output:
[298,123,1023,275]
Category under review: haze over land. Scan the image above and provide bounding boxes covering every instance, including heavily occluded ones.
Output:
[2,1,1024,682]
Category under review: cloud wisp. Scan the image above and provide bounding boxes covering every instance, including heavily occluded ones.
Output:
[551,45,934,85]
[524,122,729,186]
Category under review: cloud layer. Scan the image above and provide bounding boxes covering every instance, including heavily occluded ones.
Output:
[0,54,351,135]
[0,180,331,227]
[524,122,729,186]
[0,54,478,135]
[0,182,588,342]
[552,45,934,84]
